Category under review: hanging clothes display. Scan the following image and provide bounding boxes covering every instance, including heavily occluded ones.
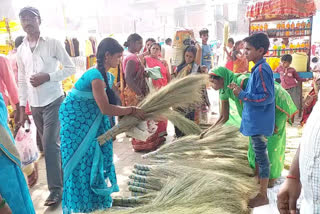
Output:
[63,37,85,93]
[65,38,76,57]
[85,40,94,57]
[85,38,97,69]
[89,37,97,55]
[72,38,80,57]
[86,56,96,69]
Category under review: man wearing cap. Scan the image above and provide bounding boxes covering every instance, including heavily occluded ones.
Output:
[17,6,75,206]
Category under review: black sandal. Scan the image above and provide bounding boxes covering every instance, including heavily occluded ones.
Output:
[44,192,62,206]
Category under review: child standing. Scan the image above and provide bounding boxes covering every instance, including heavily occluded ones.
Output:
[199,28,213,70]
[228,33,275,208]
[224,38,234,71]
[275,54,309,121]
[232,40,248,73]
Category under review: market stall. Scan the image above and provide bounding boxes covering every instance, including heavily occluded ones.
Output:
[0,18,20,54]
[247,0,317,114]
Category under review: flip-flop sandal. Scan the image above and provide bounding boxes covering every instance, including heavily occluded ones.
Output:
[44,192,62,206]
[27,163,38,188]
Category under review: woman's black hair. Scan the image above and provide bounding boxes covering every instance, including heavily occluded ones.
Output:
[176,45,197,72]
[149,42,161,52]
[96,37,124,105]
[146,38,156,44]
[233,40,243,52]
[123,33,143,48]
[210,75,222,80]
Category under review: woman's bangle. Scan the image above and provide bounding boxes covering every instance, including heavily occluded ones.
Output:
[287,175,297,180]
[0,198,6,209]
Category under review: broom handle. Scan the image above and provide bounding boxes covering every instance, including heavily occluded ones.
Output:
[113,197,140,207]
[128,181,147,188]
[98,124,121,145]
[128,181,161,191]
[129,186,150,193]
[132,192,145,197]
[133,169,150,176]
[129,174,148,183]
[134,164,151,171]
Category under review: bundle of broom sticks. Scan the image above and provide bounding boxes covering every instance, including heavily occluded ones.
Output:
[98,74,208,145]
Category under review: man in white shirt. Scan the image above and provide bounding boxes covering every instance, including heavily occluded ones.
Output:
[17,7,75,206]
[277,100,320,214]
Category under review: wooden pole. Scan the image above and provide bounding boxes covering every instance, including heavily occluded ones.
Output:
[4,18,13,49]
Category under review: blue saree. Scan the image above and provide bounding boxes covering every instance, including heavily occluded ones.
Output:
[0,93,35,214]
[59,68,119,214]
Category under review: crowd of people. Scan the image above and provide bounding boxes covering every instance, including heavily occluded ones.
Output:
[0,5,320,214]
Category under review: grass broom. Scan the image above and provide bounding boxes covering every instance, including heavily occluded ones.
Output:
[98,74,208,145]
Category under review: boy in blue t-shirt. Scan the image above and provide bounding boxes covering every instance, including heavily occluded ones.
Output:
[228,33,275,208]
[199,28,213,70]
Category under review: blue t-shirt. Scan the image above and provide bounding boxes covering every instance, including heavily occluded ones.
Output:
[238,59,275,137]
[201,44,213,70]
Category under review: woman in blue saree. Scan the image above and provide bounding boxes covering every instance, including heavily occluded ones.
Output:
[0,93,35,214]
[59,38,144,213]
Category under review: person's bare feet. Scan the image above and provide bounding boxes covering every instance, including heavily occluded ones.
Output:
[268,178,276,188]
[27,162,38,188]
[248,193,269,208]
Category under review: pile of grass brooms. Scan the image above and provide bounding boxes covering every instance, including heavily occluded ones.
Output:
[94,126,257,214]
[95,74,257,214]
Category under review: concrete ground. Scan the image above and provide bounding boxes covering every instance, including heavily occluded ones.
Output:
[30,134,145,214]
[30,89,304,214]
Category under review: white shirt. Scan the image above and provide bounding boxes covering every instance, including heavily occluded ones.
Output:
[300,100,320,213]
[17,36,76,107]
[163,44,173,74]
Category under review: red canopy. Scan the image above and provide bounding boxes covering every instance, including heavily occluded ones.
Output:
[247,0,317,20]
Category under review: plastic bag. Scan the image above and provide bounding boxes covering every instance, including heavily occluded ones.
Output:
[145,66,163,80]
[126,121,157,141]
[15,118,39,167]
